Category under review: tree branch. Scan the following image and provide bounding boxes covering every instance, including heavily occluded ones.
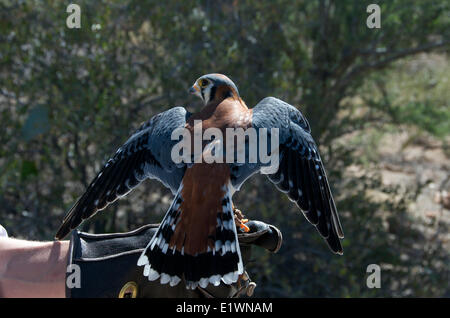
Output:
[337,40,450,92]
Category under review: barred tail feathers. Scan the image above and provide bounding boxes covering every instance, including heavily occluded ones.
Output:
[137,183,243,289]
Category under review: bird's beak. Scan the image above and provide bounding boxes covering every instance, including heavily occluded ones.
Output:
[188,83,200,95]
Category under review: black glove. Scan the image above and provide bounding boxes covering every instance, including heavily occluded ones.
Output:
[65,221,282,298]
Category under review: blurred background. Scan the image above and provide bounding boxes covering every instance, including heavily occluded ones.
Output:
[0,0,449,297]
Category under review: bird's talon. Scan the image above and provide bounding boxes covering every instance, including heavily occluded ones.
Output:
[240,223,250,232]
[233,207,250,232]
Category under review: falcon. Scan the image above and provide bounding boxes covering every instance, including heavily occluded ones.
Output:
[55,73,344,289]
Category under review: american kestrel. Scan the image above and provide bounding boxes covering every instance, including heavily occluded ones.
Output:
[55,73,343,289]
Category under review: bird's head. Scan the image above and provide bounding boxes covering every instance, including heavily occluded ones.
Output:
[189,73,240,105]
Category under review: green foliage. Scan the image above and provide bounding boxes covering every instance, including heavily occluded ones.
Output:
[360,57,450,139]
[0,0,448,297]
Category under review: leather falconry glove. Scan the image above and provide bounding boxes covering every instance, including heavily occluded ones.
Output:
[65,220,282,298]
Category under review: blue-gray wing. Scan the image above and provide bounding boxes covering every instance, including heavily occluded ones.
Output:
[55,106,190,239]
[231,97,344,254]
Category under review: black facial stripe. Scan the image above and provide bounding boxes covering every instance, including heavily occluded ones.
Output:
[201,88,205,101]
[210,86,216,101]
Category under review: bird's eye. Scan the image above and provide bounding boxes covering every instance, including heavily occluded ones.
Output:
[199,79,208,87]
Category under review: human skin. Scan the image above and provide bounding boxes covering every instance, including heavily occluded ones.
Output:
[0,237,69,297]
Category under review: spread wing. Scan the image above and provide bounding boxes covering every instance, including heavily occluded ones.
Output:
[55,106,190,239]
[231,97,344,254]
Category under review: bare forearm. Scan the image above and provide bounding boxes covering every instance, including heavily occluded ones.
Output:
[0,238,69,297]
